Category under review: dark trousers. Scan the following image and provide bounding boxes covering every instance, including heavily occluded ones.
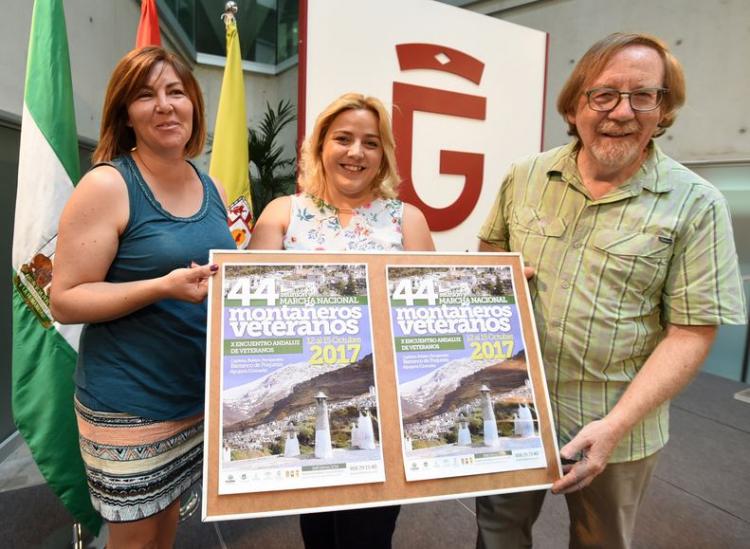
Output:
[300,505,401,549]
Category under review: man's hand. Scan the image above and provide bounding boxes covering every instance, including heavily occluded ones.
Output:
[551,418,622,494]
[478,239,535,279]
[550,324,716,495]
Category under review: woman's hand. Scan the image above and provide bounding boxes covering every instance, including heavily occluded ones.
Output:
[163,262,219,303]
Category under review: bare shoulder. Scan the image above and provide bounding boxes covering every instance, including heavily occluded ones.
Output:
[208,175,229,206]
[402,202,427,223]
[402,202,429,231]
[74,164,128,206]
[78,163,126,191]
[62,164,128,231]
[265,195,293,214]
[402,202,435,251]
[259,195,293,224]
[249,195,293,250]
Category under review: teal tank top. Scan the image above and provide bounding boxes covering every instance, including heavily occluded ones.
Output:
[75,154,235,420]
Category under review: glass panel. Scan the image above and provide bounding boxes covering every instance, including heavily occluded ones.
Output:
[691,164,750,382]
[194,0,226,55]
[162,0,178,15]
[241,0,278,65]
[174,0,196,46]
[192,0,278,64]
[277,0,299,63]
[159,0,297,66]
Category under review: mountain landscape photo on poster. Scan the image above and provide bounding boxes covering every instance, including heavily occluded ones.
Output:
[387,265,547,481]
[219,263,385,494]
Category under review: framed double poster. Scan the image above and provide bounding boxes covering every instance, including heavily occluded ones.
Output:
[203,251,561,521]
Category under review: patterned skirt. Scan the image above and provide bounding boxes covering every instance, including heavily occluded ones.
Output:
[74,399,203,522]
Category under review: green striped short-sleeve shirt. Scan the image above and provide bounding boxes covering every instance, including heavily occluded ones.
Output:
[479,142,746,463]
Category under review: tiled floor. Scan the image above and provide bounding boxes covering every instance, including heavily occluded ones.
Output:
[3,372,749,548]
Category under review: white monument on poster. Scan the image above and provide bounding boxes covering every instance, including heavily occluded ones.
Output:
[302,0,547,251]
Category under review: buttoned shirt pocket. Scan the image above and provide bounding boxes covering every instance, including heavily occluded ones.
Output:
[512,207,566,236]
[508,209,567,292]
[591,229,673,295]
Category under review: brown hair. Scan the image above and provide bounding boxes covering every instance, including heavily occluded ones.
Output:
[93,46,206,163]
[299,93,400,200]
[557,32,686,139]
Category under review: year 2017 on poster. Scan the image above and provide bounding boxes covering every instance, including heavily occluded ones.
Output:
[386,264,547,482]
[218,263,385,495]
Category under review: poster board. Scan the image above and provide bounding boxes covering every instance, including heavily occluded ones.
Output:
[203,250,561,521]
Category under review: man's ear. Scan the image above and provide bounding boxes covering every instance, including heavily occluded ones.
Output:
[659,106,667,127]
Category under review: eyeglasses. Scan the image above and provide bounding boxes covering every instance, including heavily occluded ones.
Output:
[585,87,669,112]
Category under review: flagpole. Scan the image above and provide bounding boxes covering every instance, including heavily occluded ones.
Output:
[210,0,253,249]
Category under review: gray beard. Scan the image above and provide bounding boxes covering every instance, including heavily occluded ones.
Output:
[589,120,644,172]
[588,138,642,171]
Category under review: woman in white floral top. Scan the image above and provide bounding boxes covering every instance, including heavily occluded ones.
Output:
[251,93,433,253]
[250,93,434,548]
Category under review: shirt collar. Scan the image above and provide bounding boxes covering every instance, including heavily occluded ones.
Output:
[547,140,675,197]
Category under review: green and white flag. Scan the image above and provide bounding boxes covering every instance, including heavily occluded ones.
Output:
[12,0,101,534]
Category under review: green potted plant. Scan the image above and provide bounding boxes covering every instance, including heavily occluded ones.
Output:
[248,99,296,220]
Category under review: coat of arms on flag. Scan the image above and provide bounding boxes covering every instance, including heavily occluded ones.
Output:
[14,248,55,330]
[228,195,253,249]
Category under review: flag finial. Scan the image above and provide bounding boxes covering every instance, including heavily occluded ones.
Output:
[222,1,238,24]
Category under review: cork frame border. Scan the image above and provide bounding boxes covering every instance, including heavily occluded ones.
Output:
[202,250,562,521]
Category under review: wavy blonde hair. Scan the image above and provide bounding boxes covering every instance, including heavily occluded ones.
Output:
[298,93,400,199]
[557,32,686,139]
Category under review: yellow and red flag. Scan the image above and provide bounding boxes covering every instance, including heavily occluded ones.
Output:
[210,11,252,248]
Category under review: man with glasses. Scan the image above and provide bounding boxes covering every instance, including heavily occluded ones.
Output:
[476,33,745,549]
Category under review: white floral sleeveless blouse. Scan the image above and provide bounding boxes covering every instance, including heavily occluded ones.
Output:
[283,193,404,251]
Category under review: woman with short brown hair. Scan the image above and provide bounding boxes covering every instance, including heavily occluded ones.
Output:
[51,46,234,548]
